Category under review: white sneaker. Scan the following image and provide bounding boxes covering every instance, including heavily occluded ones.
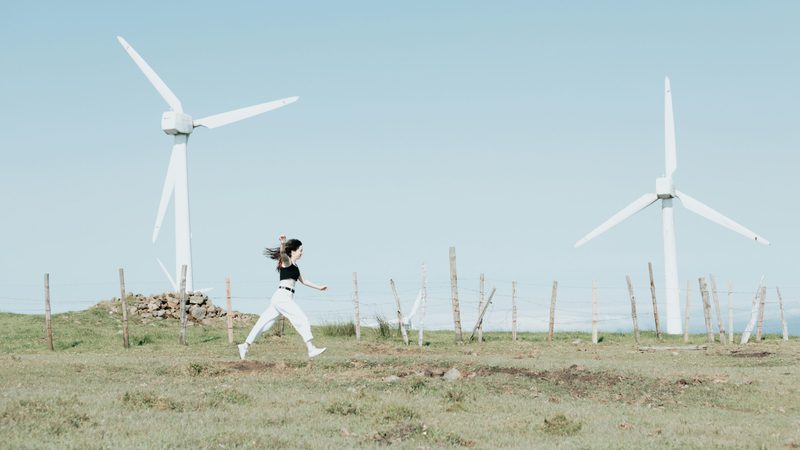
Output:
[308,346,326,358]
[237,343,248,360]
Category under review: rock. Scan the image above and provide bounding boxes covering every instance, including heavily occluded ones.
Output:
[190,306,206,321]
[383,375,401,382]
[189,295,204,305]
[153,310,166,317]
[443,367,462,381]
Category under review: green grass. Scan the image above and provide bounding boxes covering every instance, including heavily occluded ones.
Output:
[1,307,799,449]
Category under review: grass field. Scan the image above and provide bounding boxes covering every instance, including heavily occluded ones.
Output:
[1,303,798,449]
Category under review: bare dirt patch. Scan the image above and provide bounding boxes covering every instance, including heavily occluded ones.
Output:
[729,350,773,358]
[219,360,278,374]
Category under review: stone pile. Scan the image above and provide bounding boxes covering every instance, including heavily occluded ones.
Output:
[106,292,249,324]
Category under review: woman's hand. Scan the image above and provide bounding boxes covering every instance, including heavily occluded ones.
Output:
[319,285,328,292]
[279,234,287,244]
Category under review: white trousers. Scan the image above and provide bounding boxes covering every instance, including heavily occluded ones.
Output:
[245,287,313,344]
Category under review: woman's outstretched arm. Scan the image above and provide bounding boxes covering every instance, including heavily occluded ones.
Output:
[299,274,327,291]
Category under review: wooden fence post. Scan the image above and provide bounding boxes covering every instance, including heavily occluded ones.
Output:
[179,265,188,345]
[225,277,233,345]
[390,279,409,346]
[478,273,485,343]
[470,287,496,342]
[44,273,54,351]
[419,263,427,347]
[449,247,463,344]
[727,282,734,345]
[698,277,714,343]
[353,272,361,341]
[741,278,764,345]
[119,268,130,349]
[625,275,640,346]
[511,281,518,341]
[648,262,662,340]
[683,280,691,344]
[709,275,726,345]
[756,285,766,341]
[777,287,788,342]
[548,281,558,343]
[591,280,598,344]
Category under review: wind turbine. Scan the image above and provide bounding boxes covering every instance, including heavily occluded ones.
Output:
[574,77,769,335]
[117,36,298,292]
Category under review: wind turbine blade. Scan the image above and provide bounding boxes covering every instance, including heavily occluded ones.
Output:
[675,190,770,246]
[403,289,424,326]
[157,258,178,291]
[193,96,298,129]
[574,193,659,247]
[152,146,179,243]
[116,36,183,112]
[665,77,677,178]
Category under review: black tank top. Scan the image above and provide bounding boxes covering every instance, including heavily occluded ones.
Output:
[279,264,300,281]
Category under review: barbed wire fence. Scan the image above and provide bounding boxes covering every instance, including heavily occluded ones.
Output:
[1,264,794,344]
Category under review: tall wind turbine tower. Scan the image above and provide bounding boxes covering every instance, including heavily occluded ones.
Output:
[117,36,298,292]
[575,77,769,335]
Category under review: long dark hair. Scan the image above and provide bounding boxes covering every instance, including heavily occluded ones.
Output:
[264,239,302,270]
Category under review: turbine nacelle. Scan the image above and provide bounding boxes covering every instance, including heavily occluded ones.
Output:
[655,177,675,199]
[161,111,194,135]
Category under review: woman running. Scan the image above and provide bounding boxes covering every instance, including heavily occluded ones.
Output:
[238,235,327,359]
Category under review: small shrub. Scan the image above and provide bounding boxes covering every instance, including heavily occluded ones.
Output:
[185,362,223,377]
[542,414,582,436]
[206,388,251,407]
[121,391,183,411]
[325,400,360,415]
[134,335,154,346]
[55,340,81,350]
[374,315,394,339]
[319,321,356,337]
[444,389,467,412]
[383,405,417,422]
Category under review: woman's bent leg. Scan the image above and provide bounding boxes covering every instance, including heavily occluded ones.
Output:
[244,304,281,345]
[275,299,314,342]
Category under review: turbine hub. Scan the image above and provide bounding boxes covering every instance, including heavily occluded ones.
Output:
[656,177,675,199]
[161,111,194,135]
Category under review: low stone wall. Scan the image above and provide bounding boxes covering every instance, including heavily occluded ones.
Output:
[103,292,250,325]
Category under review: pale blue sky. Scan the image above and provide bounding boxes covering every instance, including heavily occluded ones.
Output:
[1,1,798,334]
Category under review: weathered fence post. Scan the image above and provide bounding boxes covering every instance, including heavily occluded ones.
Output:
[179,265,188,346]
[548,281,558,343]
[44,273,54,351]
[741,278,764,345]
[511,281,518,341]
[419,263,427,347]
[698,277,714,343]
[119,268,130,349]
[470,287,496,342]
[478,273,485,343]
[709,275,726,345]
[648,262,662,340]
[683,280,691,344]
[777,287,788,342]
[625,275,640,346]
[449,247,463,344]
[727,282,734,345]
[353,272,361,341]
[756,285,766,341]
[591,280,598,344]
[225,277,233,344]
[390,279,409,346]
